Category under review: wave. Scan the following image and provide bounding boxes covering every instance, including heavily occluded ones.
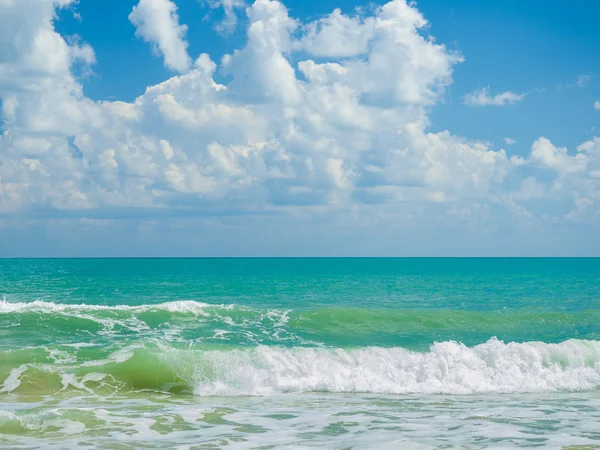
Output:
[0,299,222,314]
[2,339,600,397]
[2,299,599,347]
[2,299,597,329]
[0,299,298,346]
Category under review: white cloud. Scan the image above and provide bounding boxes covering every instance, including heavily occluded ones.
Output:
[297,8,375,58]
[463,87,525,106]
[515,136,600,225]
[557,74,592,90]
[129,0,191,73]
[594,100,600,110]
[201,0,246,34]
[504,138,516,145]
[576,75,591,88]
[0,0,599,252]
[529,137,586,175]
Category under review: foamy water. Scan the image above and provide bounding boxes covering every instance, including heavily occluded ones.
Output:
[3,392,600,448]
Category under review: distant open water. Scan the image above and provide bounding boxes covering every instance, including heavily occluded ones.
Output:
[1,258,600,449]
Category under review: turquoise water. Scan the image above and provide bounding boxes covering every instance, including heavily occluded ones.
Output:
[1,258,600,449]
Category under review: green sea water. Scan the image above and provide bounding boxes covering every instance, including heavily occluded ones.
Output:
[1,258,600,449]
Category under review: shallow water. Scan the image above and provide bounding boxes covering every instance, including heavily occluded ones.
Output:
[3,392,600,449]
[1,258,600,448]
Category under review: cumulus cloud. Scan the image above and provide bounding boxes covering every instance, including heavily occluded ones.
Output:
[594,100,600,110]
[129,0,191,73]
[463,87,525,107]
[519,136,600,224]
[530,137,586,175]
[297,8,375,58]
[504,138,516,145]
[0,0,599,252]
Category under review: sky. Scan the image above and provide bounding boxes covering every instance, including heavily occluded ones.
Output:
[0,0,599,257]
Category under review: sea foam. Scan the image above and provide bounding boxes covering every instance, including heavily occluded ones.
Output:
[0,299,215,314]
[172,339,600,396]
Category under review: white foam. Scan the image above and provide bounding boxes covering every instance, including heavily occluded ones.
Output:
[162,338,600,396]
[59,372,112,394]
[47,349,76,364]
[0,300,295,343]
[81,347,137,367]
[0,299,216,314]
[0,364,28,393]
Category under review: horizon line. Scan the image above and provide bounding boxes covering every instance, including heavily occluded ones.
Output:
[1,256,600,260]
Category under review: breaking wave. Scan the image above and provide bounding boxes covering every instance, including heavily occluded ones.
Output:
[2,339,600,397]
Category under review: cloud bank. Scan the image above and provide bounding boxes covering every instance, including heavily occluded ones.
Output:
[0,0,598,255]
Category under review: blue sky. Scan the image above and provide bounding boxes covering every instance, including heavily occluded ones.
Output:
[56,0,600,152]
[1,0,599,256]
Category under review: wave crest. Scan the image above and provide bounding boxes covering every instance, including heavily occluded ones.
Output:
[180,339,600,396]
[2,339,600,397]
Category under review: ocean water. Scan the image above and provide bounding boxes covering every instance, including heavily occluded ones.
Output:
[1,258,600,449]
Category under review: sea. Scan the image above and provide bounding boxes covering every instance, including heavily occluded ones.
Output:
[1,258,600,449]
